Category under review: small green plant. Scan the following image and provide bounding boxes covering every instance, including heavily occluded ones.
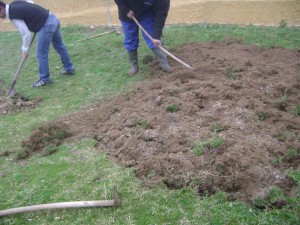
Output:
[124,92,130,101]
[193,144,205,156]
[216,164,226,175]
[293,105,300,117]
[276,89,288,111]
[15,150,29,160]
[279,19,287,28]
[287,147,298,157]
[166,104,179,112]
[257,112,267,121]
[275,132,286,142]
[273,156,283,166]
[128,118,150,129]
[110,108,119,115]
[210,138,224,148]
[225,66,242,80]
[193,138,224,156]
[213,123,224,132]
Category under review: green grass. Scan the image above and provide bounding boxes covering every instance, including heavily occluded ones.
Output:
[0,24,300,224]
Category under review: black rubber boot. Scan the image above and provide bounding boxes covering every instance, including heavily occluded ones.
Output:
[152,48,170,72]
[128,50,139,75]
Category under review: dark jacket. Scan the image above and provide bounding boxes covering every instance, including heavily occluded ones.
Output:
[9,1,49,32]
[114,0,170,39]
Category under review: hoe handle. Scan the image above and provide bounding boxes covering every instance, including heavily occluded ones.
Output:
[132,16,193,70]
[0,186,119,216]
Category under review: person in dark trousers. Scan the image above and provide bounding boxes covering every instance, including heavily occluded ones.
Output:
[114,0,170,75]
[0,1,75,88]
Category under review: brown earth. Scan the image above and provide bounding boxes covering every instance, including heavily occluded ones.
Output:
[1,0,300,31]
[20,40,300,203]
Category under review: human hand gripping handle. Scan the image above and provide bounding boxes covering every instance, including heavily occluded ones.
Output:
[131,16,193,70]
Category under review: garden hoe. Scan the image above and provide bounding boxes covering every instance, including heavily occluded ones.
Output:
[132,16,193,70]
[6,33,36,97]
[0,186,120,216]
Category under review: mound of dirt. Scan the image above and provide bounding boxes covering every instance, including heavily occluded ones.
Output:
[25,40,300,203]
[0,95,41,115]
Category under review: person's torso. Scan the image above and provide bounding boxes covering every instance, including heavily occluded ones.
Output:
[9,1,49,32]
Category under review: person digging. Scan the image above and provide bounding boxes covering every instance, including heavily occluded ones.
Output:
[0,1,75,88]
[114,0,171,75]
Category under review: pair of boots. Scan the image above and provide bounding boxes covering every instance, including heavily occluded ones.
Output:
[128,48,170,75]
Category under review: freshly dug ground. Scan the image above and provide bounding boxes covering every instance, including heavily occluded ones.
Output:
[0,94,41,115]
[21,40,300,203]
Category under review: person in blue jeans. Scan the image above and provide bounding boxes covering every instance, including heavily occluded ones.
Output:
[0,1,75,88]
[114,0,170,75]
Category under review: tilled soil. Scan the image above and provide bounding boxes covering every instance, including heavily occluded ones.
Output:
[0,95,41,115]
[24,40,299,203]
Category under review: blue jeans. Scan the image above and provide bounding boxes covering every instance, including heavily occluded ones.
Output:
[121,12,157,52]
[36,13,74,81]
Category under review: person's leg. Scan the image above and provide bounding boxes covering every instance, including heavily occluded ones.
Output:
[121,20,139,75]
[51,15,75,75]
[139,14,170,72]
[35,17,54,83]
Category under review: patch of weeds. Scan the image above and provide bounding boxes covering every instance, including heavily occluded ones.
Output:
[293,105,300,117]
[257,112,267,121]
[15,150,29,160]
[212,123,224,132]
[41,145,59,157]
[273,155,283,166]
[287,147,298,157]
[124,92,130,101]
[193,142,206,156]
[127,117,150,129]
[275,132,286,142]
[216,164,226,175]
[166,104,180,113]
[142,136,153,142]
[276,89,289,111]
[147,170,156,178]
[253,187,287,210]
[193,138,224,156]
[225,66,242,80]
[190,178,202,186]
[210,138,224,148]
[110,108,119,115]
[279,19,287,28]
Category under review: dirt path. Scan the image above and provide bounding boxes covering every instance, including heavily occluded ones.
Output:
[1,0,300,31]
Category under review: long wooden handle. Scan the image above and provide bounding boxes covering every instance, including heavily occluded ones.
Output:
[0,187,119,216]
[132,16,193,70]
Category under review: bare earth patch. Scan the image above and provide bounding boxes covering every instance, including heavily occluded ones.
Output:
[21,40,300,203]
[0,95,41,115]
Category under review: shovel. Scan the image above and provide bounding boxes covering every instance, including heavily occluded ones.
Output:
[6,33,36,97]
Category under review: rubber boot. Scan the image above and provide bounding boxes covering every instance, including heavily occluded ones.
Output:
[152,48,170,72]
[128,50,139,75]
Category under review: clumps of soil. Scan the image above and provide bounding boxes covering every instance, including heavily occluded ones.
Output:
[25,40,300,204]
[18,122,72,160]
[0,95,41,115]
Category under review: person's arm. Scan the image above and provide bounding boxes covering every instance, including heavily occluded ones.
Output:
[153,0,170,40]
[114,0,131,16]
[11,19,31,58]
